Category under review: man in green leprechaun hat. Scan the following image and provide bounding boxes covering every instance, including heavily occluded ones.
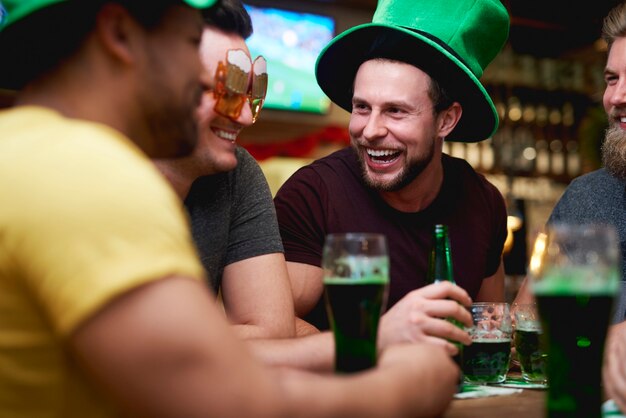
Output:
[275,0,512,355]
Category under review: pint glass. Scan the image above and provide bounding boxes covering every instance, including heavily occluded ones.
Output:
[530,224,620,418]
[462,302,512,384]
[322,233,389,373]
[513,303,548,384]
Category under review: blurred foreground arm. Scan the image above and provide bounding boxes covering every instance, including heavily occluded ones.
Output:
[71,276,458,418]
[248,331,335,373]
[278,343,458,418]
[72,276,281,418]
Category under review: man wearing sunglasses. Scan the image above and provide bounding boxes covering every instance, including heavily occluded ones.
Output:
[155,0,296,340]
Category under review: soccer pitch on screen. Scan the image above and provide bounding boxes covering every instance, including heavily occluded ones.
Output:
[245,4,335,114]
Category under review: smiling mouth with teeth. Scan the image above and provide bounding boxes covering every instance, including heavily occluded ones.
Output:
[367,148,401,163]
[213,128,238,142]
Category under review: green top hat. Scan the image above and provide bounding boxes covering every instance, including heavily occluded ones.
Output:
[0,0,218,91]
[316,0,510,142]
[0,0,217,30]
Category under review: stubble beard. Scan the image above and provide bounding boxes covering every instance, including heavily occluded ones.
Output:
[356,140,435,192]
[143,85,200,158]
[139,48,202,159]
[602,124,626,181]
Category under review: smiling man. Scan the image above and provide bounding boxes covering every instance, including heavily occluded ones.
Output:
[274,0,511,352]
[154,0,296,340]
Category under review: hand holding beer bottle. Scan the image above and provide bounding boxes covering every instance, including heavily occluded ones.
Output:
[376,225,471,354]
[376,281,472,353]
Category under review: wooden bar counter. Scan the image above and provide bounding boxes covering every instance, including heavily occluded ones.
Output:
[445,389,545,418]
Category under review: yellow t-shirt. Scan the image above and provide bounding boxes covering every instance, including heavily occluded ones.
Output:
[0,106,205,417]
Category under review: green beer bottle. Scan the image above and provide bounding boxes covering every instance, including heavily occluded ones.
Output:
[427,224,464,368]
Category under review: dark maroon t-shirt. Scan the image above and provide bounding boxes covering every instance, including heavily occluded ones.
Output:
[274,147,507,330]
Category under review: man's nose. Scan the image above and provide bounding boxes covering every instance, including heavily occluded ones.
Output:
[363,111,388,140]
[236,98,255,126]
[608,79,626,107]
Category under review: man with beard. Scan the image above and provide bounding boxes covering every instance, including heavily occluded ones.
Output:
[544,7,626,323]
[584,3,626,411]
[544,127,626,323]
[514,2,626,325]
[274,0,510,352]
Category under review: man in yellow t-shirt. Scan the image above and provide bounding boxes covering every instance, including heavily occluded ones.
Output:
[0,1,215,416]
[0,1,459,417]
[0,106,206,417]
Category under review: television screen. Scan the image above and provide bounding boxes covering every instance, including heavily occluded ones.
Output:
[244,4,335,114]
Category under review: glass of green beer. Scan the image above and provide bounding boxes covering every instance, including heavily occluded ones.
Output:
[529,224,620,418]
[513,303,548,384]
[322,233,389,374]
[462,302,512,384]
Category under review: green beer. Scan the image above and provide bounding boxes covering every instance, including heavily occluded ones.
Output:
[528,225,620,417]
[324,276,388,373]
[535,288,614,418]
[514,327,547,383]
[462,338,511,384]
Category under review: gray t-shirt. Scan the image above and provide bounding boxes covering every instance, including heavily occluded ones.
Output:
[184,147,284,292]
[549,168,626,323]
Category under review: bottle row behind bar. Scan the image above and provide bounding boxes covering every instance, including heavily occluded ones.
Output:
[448,82,601,182]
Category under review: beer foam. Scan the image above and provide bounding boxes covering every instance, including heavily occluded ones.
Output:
[323,255,389,281]
[470,327,512,340]
[532,266,619,296]
[324,275,388,285]
[471,337,511,343]
[227,49,251,72]
[515,325,542,333]
[253,56,266,75]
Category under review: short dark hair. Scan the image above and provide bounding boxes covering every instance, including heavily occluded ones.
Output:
[203,0,252,39]
[0,0,184,90]
[362,32,454,115]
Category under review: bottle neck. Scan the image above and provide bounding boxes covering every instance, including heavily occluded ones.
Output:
[429,225,455,284]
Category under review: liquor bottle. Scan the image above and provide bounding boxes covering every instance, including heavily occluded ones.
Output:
[427,224,464,371]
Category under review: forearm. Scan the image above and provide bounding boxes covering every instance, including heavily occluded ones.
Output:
[231,322,293,340]
[273,344,457,418]
[230,316,310,340]
[247,332,335,373]
[72,277,291,418]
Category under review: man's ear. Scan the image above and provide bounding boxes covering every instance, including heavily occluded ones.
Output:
[437,102,462,138]
[93,3,139,65]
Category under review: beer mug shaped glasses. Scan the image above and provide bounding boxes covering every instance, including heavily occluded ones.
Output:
[462,302,512,384]
[322,233,390,373]
[513,303,548,384]
[529,224,620,418]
